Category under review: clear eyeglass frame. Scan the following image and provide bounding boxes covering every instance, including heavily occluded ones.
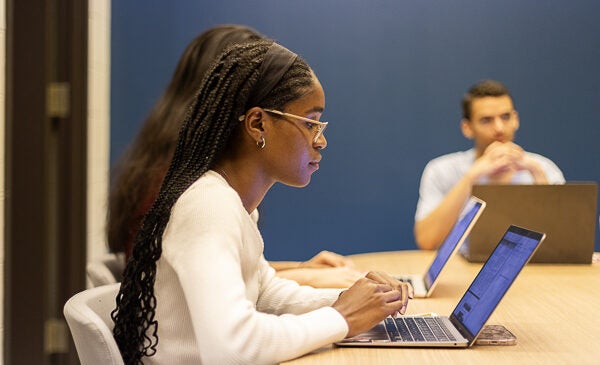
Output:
[238,108,328,143]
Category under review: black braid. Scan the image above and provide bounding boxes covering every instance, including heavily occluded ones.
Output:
[111,39,314,364]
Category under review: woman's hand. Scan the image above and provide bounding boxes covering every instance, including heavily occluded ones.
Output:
[332,271,413,337]
[275,266,364,288]
[300,250,356,269]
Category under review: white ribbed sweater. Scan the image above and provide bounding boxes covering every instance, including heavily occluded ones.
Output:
[146,171,348,365]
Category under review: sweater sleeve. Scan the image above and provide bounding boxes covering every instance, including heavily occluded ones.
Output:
[163,180,348,365]
[256,256,343,315]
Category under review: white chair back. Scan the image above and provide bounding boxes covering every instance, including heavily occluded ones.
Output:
[64,283,124,365]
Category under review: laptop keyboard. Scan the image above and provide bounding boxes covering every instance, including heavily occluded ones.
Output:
[383,317,457,342]
[398,277,413,286]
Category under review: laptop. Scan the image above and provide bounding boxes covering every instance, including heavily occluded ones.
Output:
[396,197,486,297]
[465,183,598,263]
[336,225,545,348]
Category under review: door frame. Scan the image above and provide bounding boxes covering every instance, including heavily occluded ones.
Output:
[4,0,88,364]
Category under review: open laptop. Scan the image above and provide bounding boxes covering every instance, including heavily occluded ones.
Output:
[396,197,485,297]
[336,225,545,348]
[465,183,597,263]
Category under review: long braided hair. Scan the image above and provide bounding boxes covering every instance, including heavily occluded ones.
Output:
[111,39,315,364]
[107,25,263,259]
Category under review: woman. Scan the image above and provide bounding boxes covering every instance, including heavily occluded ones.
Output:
[112,40,412,365]
[107,24,362,288]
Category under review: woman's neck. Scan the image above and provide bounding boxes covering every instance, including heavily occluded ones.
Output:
[214,160,273,213]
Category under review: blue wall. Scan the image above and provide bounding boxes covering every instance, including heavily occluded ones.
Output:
[111,0,600,261]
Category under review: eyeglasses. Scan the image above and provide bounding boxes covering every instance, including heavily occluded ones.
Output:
[239,109,328,143]
[264,109,328,143]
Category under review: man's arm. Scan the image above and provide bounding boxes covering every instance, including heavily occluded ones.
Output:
[414,142,524,250]
[414,171,476,250]
[515,155,549,183]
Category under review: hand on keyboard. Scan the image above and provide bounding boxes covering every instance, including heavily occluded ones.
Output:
[332,271,413,337]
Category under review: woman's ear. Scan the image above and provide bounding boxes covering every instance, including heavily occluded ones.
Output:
[241,107,266,144]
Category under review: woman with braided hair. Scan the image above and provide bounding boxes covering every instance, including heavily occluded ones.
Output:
[107,24,363,288]
[111,40,413,364]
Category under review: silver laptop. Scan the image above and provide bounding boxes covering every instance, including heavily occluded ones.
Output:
[466,183,597,263]
[336,225,545,348]
[396,197,485,297]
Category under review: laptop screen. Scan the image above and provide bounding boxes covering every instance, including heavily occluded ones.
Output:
[450,225,545,340]
[425,199,484,287]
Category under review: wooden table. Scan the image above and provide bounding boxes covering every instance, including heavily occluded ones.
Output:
[283,250,600,365]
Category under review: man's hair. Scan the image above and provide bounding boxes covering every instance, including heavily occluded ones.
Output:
[461,79,512,120]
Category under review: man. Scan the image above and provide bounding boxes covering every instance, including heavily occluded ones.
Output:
[414,80,565,250]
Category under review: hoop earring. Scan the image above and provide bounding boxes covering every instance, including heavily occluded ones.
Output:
[257,136,266,149]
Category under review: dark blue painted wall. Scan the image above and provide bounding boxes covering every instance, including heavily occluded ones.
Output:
[111,0,600,261]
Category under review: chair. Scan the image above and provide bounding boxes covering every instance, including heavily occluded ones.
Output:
[64,283,124,365]
[86,253,126,287]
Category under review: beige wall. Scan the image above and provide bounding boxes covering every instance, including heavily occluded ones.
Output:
[87,0,111,266]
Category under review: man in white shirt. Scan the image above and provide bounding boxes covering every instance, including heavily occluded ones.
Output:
[414,80,565,250]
